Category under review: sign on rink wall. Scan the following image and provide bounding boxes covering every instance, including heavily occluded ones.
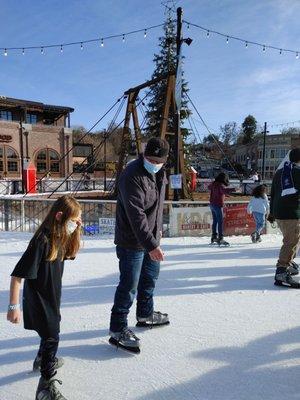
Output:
[169,206,212,237]
[99,217,115,234]
[169,203,257,237]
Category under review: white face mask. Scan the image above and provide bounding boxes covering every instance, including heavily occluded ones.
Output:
[66,220,78,235]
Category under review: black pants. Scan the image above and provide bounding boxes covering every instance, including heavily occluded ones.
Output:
[37,335,59,380]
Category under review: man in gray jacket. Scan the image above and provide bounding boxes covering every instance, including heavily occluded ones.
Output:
[109,137,170,352]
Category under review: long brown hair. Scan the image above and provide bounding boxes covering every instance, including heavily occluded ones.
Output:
[34,195,82,261]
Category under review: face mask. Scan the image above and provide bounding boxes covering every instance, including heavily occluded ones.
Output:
[143,158,164,174]
[66,220,78,235]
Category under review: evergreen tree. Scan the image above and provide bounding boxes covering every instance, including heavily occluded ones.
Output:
[145,17,191,139]
[241,115,257,144]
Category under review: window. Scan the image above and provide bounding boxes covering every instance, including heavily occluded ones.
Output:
[36,148,60,174]
[270,149,275,159]
[0,110,12,121]
[0,145,19,175]
[26,113,37,124]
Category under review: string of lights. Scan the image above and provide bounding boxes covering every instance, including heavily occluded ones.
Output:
[184,20,300,58]
[0,22,165,56]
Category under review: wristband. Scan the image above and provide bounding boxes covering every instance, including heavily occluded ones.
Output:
[8,304,20,311]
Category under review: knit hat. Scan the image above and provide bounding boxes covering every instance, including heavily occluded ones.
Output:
[144,137,169,163]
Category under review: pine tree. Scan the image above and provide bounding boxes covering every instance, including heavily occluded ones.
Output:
[145,17,191,138]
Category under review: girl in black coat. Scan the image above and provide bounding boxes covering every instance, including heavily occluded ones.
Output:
[7,195,82,400]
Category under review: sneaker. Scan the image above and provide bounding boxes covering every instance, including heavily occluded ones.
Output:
[36,376,67,400]
[274,267,300,288]
[109,328,140,350]
[289,261,299,276]
[33,356,64,372]
[136,311,170,328]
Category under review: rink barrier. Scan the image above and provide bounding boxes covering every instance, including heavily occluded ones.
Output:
[0,198,277,237]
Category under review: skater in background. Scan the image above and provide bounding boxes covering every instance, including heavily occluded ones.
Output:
[7,195,82,400]
[109,137,170,353]
[269,148,300,288]
[247,184,269,243]
[208,172,236,246]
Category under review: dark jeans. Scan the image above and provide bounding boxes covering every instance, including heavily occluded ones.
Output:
[110,246,160,333]
[37,335,59,380]
[210,204,224,238]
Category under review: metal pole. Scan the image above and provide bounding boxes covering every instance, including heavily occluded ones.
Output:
[104,131,107,192]
[174,6,183,201]
[19,109,25,193]
[262,122,267,181]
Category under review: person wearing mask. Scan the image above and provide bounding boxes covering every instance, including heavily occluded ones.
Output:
[109,137,170,353]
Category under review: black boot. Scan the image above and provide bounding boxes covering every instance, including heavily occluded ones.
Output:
[35,375,67,400]
[218,236,229,246]
[274,267,300,288]
[211,233,218,244]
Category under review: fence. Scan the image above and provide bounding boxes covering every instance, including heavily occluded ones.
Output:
[0,198,278,237]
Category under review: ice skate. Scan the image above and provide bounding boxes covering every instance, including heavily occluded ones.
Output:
[109,327,140,354]
[251,231,258,243]
[288,261,299,276]
[274,267,300,288]
[33,356,64,372]
[210,234,218,245]
[35,376,67,400]
[136,311,169,328]
[217,236,230,247]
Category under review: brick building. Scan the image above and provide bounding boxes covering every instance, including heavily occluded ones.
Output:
[0,96,74,178]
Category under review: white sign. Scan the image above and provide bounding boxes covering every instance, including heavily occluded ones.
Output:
[170,174,182,189]
[169,206,212,237]
[99,217,115,234]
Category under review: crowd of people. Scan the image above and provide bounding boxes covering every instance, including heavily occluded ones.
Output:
[6,139,300,399]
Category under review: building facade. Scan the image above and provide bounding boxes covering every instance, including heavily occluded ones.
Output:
[233,133,300,179]
[0,96,74,178]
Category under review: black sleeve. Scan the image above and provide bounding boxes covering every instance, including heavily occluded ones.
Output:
[11,235,47,279]
[120,175,159,252]
[269,176,275,216]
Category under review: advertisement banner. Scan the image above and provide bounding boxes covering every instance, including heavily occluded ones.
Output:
[99,217,115,234]
[223,203,256,235]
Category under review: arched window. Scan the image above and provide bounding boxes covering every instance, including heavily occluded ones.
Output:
[36,148,60,175]
[0,145,20,176]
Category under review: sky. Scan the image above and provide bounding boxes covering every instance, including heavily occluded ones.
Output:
[0,0,300,139]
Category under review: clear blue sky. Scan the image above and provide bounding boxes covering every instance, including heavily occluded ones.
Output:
[1,0,300,137]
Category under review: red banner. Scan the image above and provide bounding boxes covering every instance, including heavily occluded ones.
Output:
[224,203,256,235]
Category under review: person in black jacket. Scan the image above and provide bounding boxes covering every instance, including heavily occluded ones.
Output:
[109,137,170,352]
[269,148,300,288]
[7,195,82,400]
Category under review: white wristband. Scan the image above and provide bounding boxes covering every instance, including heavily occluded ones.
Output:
[8,304,20,311]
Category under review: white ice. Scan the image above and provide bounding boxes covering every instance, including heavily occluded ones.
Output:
[0,232,300,400]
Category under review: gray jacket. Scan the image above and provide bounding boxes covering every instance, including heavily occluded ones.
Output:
[114,155,167,251]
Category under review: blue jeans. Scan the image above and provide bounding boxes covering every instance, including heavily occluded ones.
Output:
[252,212,265,234]
[210,205,224,237]
[110,246,160,333]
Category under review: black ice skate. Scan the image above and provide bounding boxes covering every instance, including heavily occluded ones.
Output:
[274,267,300,288]
[217,236,230,247]
[136,311,170,328]
[210,234,218,245]
[109,327,140,354]
[251,231,259,243]
[35,376,67,400]
[289,261,299,276]
[33,356,64,372]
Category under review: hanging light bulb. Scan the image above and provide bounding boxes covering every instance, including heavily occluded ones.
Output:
[144,29,147,38]
[279,48,282,55]
[22,48,25,55]
[4,48,7,56]
[122,34,125,43]
[245,41,248,48]
[206,30,210,38]
[60,45,63,53]
[41,47,44,54]
[263,45,266,52]
[101,38,104,47]
[80,42,83,50]
[226,36,229,44]
[296,52,299,59]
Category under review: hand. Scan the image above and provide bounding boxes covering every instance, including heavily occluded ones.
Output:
[7,309,21,324]
[149,246,164,262]
[267,214,275,224]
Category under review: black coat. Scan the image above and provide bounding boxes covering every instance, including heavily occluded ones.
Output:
[114,155,167,252]
[11,230,64,338]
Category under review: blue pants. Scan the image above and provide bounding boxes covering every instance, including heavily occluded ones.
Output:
[252,212,265,234]
[210,205,224,238]
[110,246,160,333]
